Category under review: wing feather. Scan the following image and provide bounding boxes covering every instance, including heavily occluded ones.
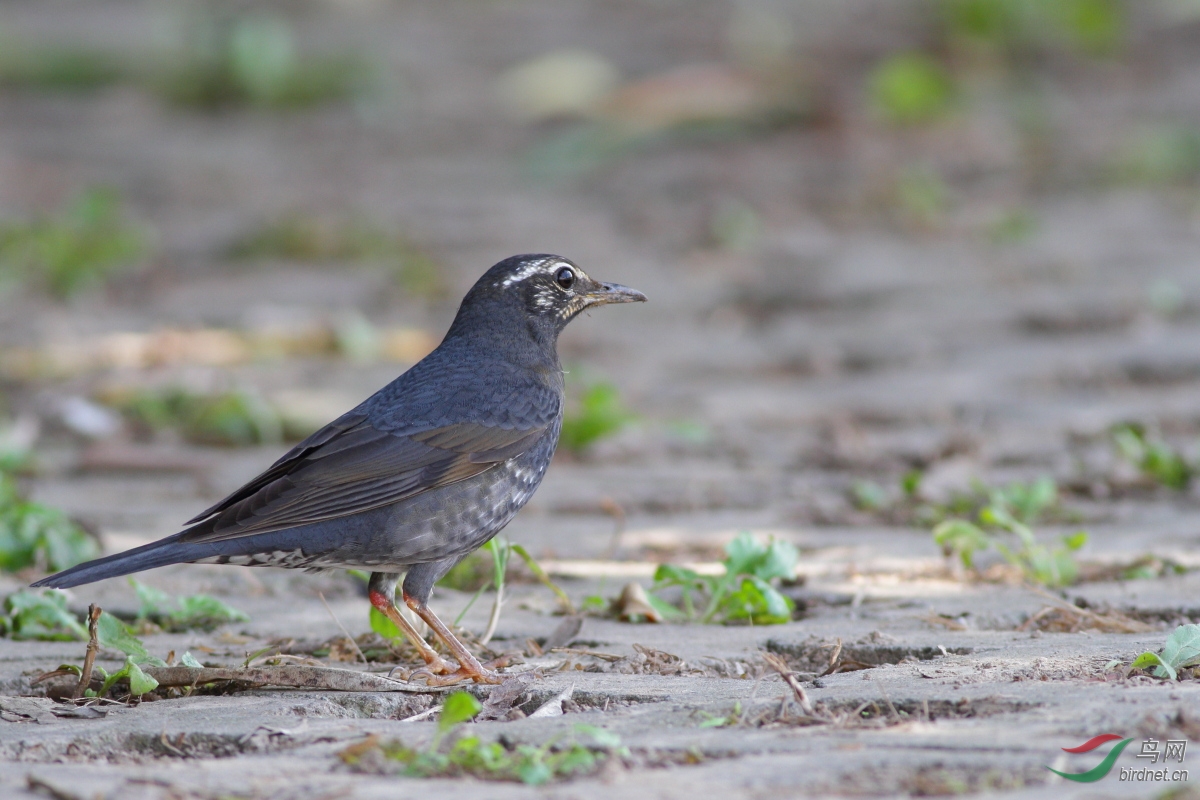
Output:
[178,415,550,543]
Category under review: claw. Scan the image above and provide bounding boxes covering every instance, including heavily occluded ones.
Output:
[418,665,504,687]
[417,652,456,675]
[407,667,439,684]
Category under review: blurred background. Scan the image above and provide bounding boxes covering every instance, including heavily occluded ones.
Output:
[2,0,1200,600]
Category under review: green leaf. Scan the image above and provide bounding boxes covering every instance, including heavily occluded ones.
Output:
[992,477,1058,523]
[1112,425,1145,461]
[515,756,553,786]
[4,589,87,640]
[554,745,597,775]
[868,52,954,125]
[720,577,794,625]
[932,519,990,568]
[901,469,923,497]
[581,595,606,612]
[1161,624,1200,673]
[511,544,575,614]
[485,536,510,595]
[96,611,165,666]
[129,578,170,619]
[850,480,888,511]
[559,382,635,453]
[1062,531,1088,551]
[369,605,402,640]
[0,475,99,573]
[180,652,204,668]
[167,594,249,631]
[126,659,159,696]
[723,532,767,576]
[98,663,129,698]
[642,590,688,621]
[1132,651,1176,681]
[752,539,799,582]
[652,563,701,586]
[573,724,622,748]
[439,691,482,733]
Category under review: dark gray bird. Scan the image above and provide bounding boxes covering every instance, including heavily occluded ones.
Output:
[33,254,645,685]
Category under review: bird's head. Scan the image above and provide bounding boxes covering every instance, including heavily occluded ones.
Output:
[448,254,646,345]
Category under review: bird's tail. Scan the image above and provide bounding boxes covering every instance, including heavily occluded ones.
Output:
[30,533,195,589]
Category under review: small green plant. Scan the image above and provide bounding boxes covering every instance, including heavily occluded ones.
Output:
[853,472,1063,530]
[1049,0,1125,56]
[559,381,635,454]
[697,701,743,728]
[0,45,126,92]
[933,502,1087,587]
[228,215,444,298]
[342,690,625,784]
[915,476,1061,528]
[0,187,146,298]
[867,53,954,125]
[849,480,890,512]
[0,589,88,640]
[941,0,1125,59]
[0,474,99,574]
[130,578,249,632]
[989,476,1058,525]
[1130,624,1200,681]
[1112,424,1193,490]
[644,533,798,625]
[159,12,370,111]
[79,610,167,699]
[110,387,288,447]
[435,552,495,594]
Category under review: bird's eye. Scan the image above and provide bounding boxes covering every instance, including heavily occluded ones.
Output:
[555,267,575,290]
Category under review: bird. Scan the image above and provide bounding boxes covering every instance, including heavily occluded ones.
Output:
[32,254,646,685]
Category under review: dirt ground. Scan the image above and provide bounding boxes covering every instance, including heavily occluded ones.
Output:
[2,1,1200,797]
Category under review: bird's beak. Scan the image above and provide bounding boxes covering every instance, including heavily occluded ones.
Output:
[584,282,648,306]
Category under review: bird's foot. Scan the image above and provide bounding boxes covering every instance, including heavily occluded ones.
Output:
[407,663,504,686]
[483,653,519,670]
[386,652,457,681]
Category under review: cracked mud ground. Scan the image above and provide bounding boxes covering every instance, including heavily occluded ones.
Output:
[2,1,1200,798]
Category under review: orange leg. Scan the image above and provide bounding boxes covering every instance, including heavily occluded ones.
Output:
[368,588,455,675]
[404,591,503,686]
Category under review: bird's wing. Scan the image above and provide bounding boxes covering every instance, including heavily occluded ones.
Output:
[177,413,550,543]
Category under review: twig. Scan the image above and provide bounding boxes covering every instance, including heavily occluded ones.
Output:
[549,647,625,662]
[140,665,450,693]
[317,592,366,664]
[819,638,843,677]
[480,581,503,645]
[762,652,814,715]
[873,676,900,721]
[1021,586,1152,633]
[73,605,102,700]
[159,731,187,758]
[399,705,442,723]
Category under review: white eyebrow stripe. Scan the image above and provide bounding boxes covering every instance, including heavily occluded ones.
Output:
[499,258,573,287]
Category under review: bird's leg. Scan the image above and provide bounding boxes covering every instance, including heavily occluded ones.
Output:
[367,572,454,675]
[404,591,503,686]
